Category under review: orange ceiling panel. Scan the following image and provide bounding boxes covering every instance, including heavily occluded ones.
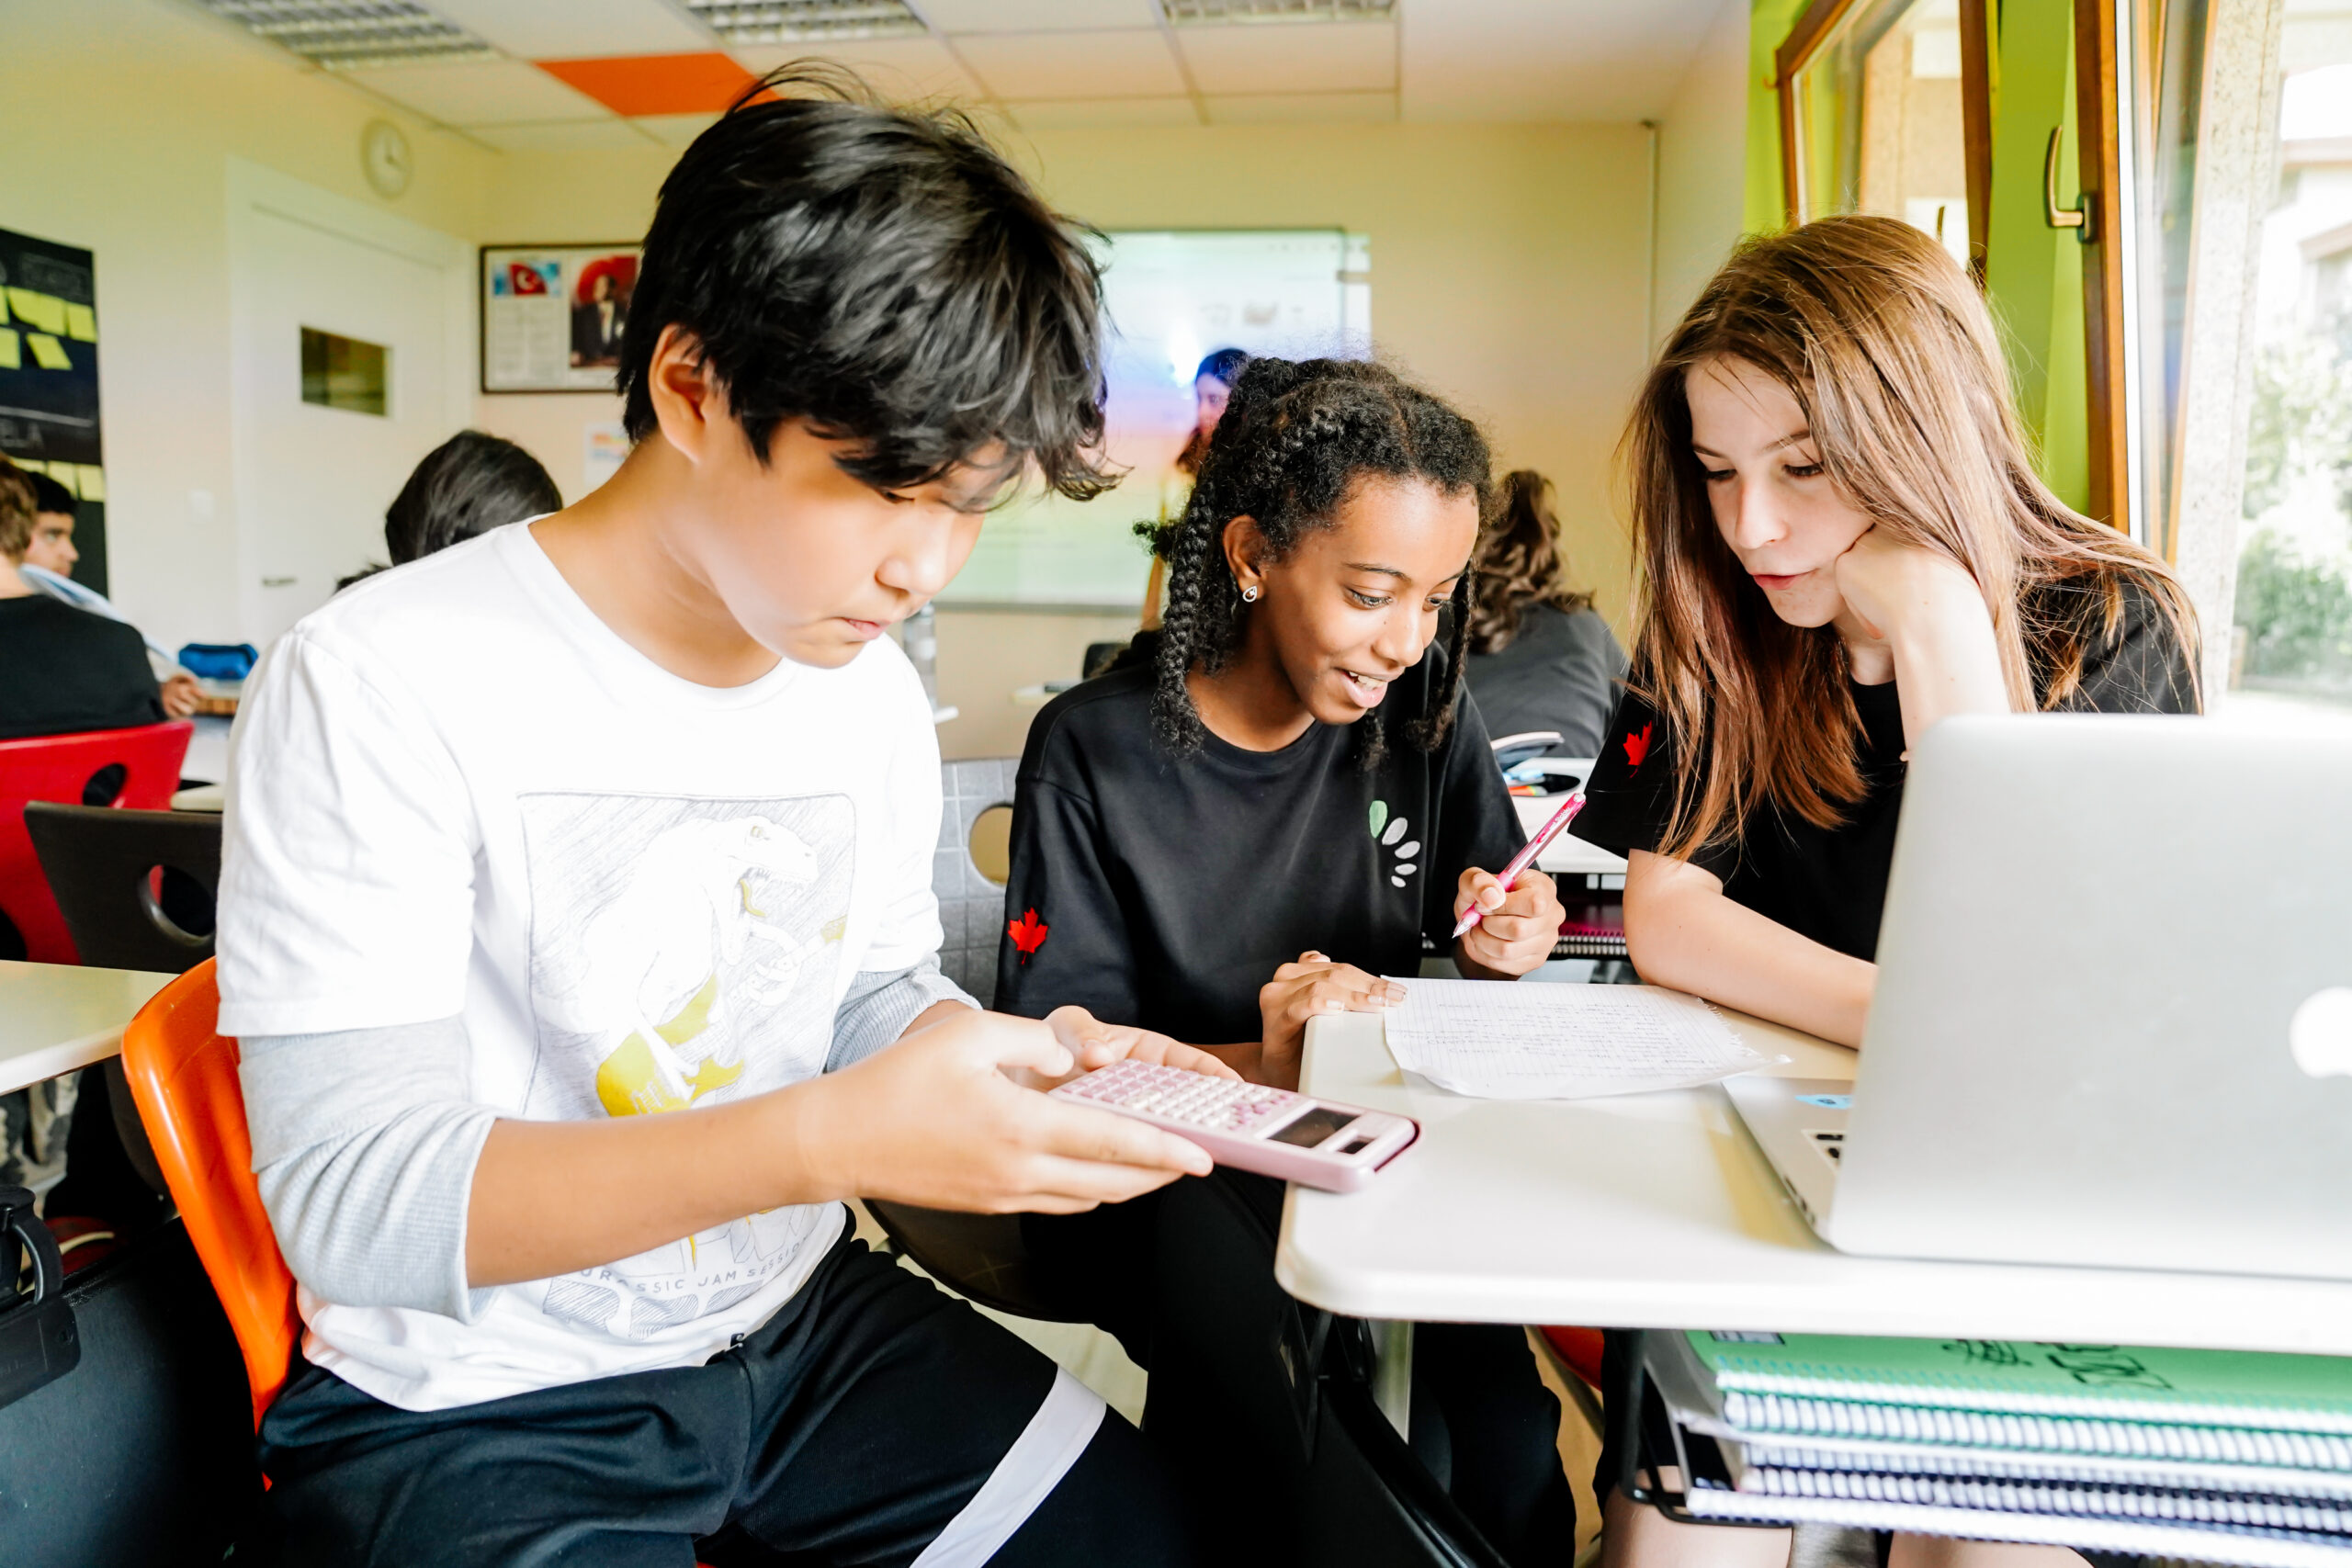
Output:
[535,52,766,117]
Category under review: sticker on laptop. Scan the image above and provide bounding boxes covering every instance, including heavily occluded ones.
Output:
[1795,1094,1852,1110]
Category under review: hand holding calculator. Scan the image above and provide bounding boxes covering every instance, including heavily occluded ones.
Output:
[1049,1059,1418,1192]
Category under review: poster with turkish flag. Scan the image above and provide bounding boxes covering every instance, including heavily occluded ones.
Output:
[481,243,640,393]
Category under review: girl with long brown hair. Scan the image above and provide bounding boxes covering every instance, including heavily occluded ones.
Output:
[1579,216,2197,1568]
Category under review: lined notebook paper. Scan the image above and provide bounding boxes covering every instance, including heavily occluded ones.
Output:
[1379,979,1773,1100]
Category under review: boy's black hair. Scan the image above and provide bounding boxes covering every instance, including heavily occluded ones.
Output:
[338,429,561,590]
[1137,356,1491,767]
[26,471,75,515]
[618,64,1113,501]
[386,430,562,563]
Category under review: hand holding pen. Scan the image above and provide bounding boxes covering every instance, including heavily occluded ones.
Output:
[1449,794,1585,977]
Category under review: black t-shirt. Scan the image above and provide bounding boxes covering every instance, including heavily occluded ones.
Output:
[0,593,164,741]
[1464,602,1627,758]
[996,650,1524,1044]
[1570,581,2196,961]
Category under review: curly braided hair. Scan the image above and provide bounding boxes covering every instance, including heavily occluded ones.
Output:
[1134,356,1492,765]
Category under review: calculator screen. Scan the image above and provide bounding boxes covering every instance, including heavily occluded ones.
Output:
[1268,1106,1355,1148]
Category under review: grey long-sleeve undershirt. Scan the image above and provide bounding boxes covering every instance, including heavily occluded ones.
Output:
[237,963,976,1322]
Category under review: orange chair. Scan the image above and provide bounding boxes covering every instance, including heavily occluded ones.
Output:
[119,963,723,1566]
[0,720,194,963]
[117,958,299,1432]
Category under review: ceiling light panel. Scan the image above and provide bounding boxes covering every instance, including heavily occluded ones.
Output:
[1160,0,1396,22]
[682,1,928,43]
[190,0,493,68]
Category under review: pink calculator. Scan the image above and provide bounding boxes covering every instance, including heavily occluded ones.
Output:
[1049,1060,1419,1193]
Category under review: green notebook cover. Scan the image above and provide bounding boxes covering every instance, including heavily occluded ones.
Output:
[1685,1332,2352,1435]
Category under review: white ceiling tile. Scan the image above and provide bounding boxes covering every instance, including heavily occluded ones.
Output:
[1006,96,1200,128]
[342,58,612,124]
[1177,20,1393,95]
[468,118,664,152]
[954,30,1185,99]
[911,0,1159,32]
[633,111,726,146]
[730,37,981,99]
[426,0,715,60]
[1399,0,1726,122]
[1203,90,1395,124]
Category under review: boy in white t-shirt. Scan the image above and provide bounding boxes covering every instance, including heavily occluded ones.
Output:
[216,71,1224,1566]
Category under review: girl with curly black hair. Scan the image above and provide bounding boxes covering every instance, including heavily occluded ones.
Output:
[998,355,1566,1082]
[995,357,1576,1567]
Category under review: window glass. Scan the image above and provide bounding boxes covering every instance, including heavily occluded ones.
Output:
[2230,6,2352,728]
[1791,0,1973,265]
[299,326,387,416]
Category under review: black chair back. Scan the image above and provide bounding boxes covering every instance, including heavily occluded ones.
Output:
[24,805,220,975]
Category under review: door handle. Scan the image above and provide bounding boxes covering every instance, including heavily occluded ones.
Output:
[2044,126,2093,241]
[261,576,297,587]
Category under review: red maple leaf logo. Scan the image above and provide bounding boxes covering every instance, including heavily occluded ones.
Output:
[1008,908,1049,963]
[1622,723,1654,771]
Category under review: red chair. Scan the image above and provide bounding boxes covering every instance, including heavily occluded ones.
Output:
[0,721,193,963]
[1537,1325,1609,1437]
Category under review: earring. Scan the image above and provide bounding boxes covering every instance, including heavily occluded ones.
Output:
[1241,585,1261,603]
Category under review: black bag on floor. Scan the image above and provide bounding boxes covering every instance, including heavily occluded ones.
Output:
[0,1195,259,1566]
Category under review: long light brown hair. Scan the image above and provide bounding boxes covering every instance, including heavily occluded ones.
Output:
[1623,215,2198,859]
[1468,468,1595,654]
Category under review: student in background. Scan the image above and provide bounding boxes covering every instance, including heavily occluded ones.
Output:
[18,469,200,719]
[336,430,562,590]
[999,356,1574,1566]
[0,457,164,742]
[1138,346,1249,632]
[1575,216,2194,1568]
[1464,468,1625,754]
[215,74,1216,1565]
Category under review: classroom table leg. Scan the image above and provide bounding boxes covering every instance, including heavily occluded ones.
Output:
[1369,1319,1413,1438]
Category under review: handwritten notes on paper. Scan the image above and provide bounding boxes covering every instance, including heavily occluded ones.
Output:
[1380,979,1776,1100]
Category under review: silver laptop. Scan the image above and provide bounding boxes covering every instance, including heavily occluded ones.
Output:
[1725,714,2352,1280]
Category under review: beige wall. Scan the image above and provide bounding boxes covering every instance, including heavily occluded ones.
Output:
[1008,122,1655,627]
[7,12,1663,716]
[1650,0,1753,347]
[0,0,497,651]
[933,610,1140,761]
[465,118,1658,759]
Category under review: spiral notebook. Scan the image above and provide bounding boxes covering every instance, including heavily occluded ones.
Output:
[1645,1331,2352,1566]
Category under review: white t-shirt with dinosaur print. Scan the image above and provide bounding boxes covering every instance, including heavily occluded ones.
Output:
[218,522,948,1411]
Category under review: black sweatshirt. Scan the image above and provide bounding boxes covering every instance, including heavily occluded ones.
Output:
[995,650,1524,1044]
[0,593,164,741]
[1570,581,2196,960]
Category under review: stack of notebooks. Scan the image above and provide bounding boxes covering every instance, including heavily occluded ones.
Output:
[1643,1331,2352,1566]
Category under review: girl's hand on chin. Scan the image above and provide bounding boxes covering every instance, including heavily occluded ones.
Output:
[1832,525,1988,645]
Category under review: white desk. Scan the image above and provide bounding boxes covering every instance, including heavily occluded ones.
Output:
[1275,1010,2352,1356]
[0,962,175,1096]
[1510,795,1625,878]
[171,782,225,812]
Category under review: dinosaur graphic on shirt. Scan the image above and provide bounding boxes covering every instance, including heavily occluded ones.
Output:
[523,792,856,1337]
[564,815,823,1118]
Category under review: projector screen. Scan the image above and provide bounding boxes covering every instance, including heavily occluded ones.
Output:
[939,229,1371,609]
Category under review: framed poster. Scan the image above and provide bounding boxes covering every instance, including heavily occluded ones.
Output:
[481,243,641,393]
[0,226,108,593]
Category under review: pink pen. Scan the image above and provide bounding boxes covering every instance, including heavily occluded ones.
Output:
[1451,792,1588,939]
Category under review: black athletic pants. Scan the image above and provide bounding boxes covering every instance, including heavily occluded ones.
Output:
[254,1231,1200,1567]
[1027,1176,1577,1568]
